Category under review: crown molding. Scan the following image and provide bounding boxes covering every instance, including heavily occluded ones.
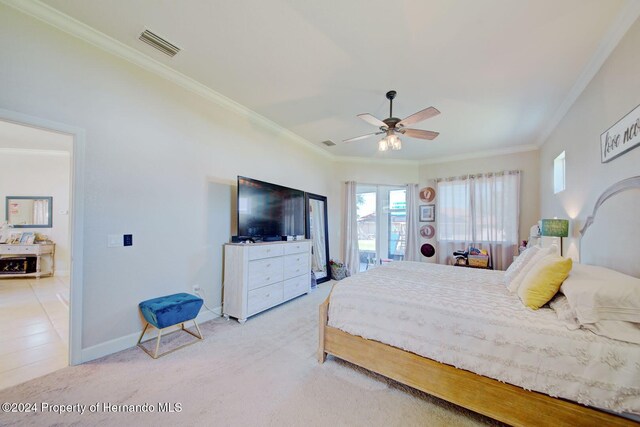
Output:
[535,0,640,148]
[419,144,538,166]
[0,147,70,156]
[1,0,333,161]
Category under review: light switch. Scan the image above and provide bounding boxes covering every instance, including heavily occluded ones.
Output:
[107,234,122,248]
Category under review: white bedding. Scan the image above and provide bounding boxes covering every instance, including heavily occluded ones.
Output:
[327,261,640,414]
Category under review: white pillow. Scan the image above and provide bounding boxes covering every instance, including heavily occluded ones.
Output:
[551,294,640,345]
[504,246,539,288]
[506,245,556,294]
[561,263,640,324]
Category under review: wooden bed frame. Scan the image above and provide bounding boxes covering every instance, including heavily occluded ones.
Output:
[318,177,640,427]
[318,297,635,426]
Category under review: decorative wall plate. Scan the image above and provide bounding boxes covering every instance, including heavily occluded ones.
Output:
[420,243,435,258]
[420,225,435,239]
[419,186,436,203]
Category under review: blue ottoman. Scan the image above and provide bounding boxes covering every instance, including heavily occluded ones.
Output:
[137,293,204,359]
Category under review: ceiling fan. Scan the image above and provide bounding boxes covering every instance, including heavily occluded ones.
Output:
[343,90,440,151]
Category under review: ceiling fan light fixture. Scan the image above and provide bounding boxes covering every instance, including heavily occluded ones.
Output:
[388,134,402,150]
[378,138,389,151]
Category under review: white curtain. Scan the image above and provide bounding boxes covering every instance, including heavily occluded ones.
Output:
[404,183,420,261]
[436,171,520,270]
[343,181,360,276]
[310,200,326,274]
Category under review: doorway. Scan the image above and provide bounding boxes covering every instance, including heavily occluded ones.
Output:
[356,184,407,271]
[0,112,83,389]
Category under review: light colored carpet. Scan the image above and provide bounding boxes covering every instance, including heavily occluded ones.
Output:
[0,283,499,426]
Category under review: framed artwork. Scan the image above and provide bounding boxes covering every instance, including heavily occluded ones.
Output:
[419,204,435,222]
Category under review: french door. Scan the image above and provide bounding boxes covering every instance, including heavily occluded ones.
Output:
[356,184,406,272]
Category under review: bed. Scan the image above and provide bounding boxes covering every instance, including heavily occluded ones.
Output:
[318,176,640,426]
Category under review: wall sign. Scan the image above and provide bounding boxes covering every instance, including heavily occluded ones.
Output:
[601,104,640,163]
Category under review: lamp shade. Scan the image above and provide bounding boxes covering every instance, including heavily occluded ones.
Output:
[540,219,569,238]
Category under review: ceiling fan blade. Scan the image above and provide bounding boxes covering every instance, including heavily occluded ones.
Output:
[398,107,440,127]
[357,113,387,128]
[343,131,384,143]
[399,128,439,140]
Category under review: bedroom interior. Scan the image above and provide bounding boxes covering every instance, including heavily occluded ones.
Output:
[1,0,640,425]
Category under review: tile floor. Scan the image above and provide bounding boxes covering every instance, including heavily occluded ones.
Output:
[0,276,69,390]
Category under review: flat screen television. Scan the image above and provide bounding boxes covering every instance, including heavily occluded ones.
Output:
[237,176,305,238]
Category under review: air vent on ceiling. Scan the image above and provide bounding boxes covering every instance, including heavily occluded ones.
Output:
[321,140,336,147]
[139,29,180,57]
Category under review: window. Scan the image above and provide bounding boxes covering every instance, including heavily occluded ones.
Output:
[356,185,406,271]
[437,172,519,244]
[554,151,565,194]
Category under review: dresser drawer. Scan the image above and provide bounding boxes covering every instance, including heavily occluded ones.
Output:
[248,257,284,290]
[284,242,309,255]
[0,245,38,254]
[283,254,308,279]
[283,275,309,300]
[248,244,284,260]
[247,282,283,315]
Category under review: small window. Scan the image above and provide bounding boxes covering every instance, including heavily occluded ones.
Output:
[554,151,565,194]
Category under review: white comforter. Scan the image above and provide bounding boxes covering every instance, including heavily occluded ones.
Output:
[327,261,640,414]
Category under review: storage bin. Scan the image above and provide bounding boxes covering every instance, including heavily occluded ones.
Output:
[468,255,489,267]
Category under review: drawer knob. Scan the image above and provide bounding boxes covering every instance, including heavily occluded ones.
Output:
[266,293,270,297]
[267,264,271,267]
[266,277,270,281]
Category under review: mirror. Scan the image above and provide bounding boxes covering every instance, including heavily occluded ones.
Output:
[305,193,330,283]
[6,196,53,228]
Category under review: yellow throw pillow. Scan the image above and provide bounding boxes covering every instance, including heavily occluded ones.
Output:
[518,255,573,310]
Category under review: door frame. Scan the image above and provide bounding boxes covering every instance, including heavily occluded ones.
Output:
[0,108,86,365]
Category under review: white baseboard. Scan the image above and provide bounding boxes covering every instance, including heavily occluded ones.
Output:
[80,307,220,363]
[54,270,70,277]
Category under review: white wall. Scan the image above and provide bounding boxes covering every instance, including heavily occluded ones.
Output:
[539,17,640,260]
[419,150,540,262]
[0,5,335,355]
[0,149,71,274]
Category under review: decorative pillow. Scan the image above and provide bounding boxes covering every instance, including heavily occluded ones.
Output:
[507,245,557,294]
[560,263,640,324]
[518,255,572,310]
[504,246,539,289]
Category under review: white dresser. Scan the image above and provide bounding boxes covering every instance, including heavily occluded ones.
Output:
[223,240,311,323]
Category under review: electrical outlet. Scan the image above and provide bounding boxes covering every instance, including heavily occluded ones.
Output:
[123,234,133,247]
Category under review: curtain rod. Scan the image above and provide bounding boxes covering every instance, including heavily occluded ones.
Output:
[433,169,521,182]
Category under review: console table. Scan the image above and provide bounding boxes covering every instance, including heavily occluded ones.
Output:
[0,243,55,278]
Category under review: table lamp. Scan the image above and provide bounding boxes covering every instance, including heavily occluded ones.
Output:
[540,219,569,256]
